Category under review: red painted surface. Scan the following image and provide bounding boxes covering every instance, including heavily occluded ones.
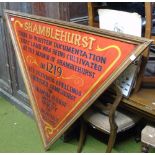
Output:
[9,15,136,146]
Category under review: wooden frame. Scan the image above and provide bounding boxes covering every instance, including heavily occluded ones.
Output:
[142,2,155,85]
[4,9,152,150]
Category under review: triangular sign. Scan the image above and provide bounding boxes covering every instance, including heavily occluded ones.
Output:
[4,10,152,150]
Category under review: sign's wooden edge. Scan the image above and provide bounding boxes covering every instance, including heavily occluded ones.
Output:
[4,11,47,148]
[4,9,152,150]
[4,9,151,45]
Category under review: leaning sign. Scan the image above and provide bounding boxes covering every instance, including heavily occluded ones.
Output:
[4,10,151,149]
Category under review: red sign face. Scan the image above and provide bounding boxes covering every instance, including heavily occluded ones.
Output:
[5,10,151,149]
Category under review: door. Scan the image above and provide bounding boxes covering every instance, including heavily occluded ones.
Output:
[0,3,12,94]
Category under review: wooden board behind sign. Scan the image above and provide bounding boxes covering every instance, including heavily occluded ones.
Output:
[4,10,152,150]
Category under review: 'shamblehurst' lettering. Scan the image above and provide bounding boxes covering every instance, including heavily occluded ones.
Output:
[24,22,96,50]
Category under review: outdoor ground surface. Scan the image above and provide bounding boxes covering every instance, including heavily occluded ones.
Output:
[0,96,154,153]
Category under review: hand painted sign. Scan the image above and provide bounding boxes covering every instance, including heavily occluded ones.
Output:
[4,10,152,150]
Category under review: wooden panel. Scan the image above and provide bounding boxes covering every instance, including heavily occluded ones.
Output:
[0,2,4,15]
[122,88,155,118]
[0,3,12,93]
[69,2,88,19]
[5,2,33,105]
[69,3,88,25]
[59,2,70,21]
[7,2,32,13]
[14,60,30,105]
[31,2,46,16]
[40,2,60,19]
